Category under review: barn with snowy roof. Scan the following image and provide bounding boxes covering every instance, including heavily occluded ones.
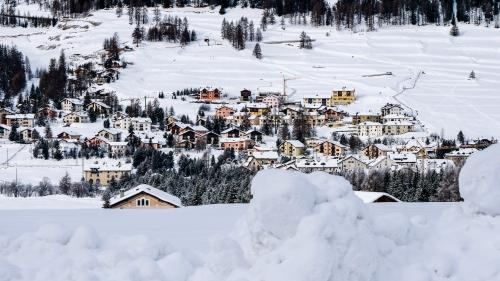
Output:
[109,184,182,209]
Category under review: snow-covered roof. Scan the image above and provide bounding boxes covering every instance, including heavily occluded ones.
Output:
[89,100,111,109]
[62,98,83,105]
[354,191,400,203]
[221,127,242,134]
[220,137,251,143]
[358,121,383,126]
[84,162,132,172]
[388,153,417,163]
[131,117,152,123]
[253,151,279,160]
[107,141,128,146]
[303,93,331,99]
[384,121,414,126]
[110,184,182,207]
[246,103,268,109]
[285,140,305,148]
[296,158,338,168]
[6,114,35,119]
[382,114,410,119]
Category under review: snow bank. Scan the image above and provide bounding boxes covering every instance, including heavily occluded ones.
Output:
[3,164,500,281]
[459,143,500,215]
[0,224,200,281]
[192,170,383,281]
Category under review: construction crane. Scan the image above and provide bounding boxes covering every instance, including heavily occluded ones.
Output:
[282,73,300,98]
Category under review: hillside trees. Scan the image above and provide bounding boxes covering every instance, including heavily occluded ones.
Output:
[145,16,196,44]
[38,52,68,103]
[221,17,259,49]
[0,45,27,99]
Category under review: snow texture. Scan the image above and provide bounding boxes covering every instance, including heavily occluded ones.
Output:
[1,168,500,280]
[459,143,500,215]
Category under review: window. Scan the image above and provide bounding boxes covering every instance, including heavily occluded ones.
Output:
[136,198,150,206]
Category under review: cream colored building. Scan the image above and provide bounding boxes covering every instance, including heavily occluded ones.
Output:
[84,162,132,186]
[358,121,383,138]
[383,121,414,135]
[279,140,305,157]
[5,114,35,128]
[63,111,89,124]
[331,87,356,105]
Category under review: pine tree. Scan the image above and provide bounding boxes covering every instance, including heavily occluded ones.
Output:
[8,123,20,142]
[450,16,460,36]
[256,28,263,41]
[469,70,476,79]
[252,43,262,59]
[58,172,71,194]
[102,189,111,208]
[457,130,465,144]
[132,23,143,47]
[44,124,53,139]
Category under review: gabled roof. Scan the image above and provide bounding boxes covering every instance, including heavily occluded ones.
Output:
[284,140,305,148]
[354,191,400,203]
[110,184,182,207]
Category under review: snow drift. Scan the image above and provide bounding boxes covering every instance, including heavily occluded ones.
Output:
[1,146,500,281]
[459,143,500,215]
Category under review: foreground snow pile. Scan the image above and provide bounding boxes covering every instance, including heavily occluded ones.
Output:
[459,143,500,215]
[2,148,500,281]
[191,170,380,281]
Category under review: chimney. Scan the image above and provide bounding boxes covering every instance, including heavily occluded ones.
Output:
[119,189,124,198]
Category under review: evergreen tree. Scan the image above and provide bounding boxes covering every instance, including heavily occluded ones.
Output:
[469,70,476,79]
[457,130,465,144]
[450,16,460,36]
[252,43,263,59]
[58,172,71,194]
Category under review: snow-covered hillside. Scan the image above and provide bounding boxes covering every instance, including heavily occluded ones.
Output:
[1,5,499,138]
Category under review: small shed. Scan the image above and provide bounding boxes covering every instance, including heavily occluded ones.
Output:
[354,191,400,203]
[109,184,182,209]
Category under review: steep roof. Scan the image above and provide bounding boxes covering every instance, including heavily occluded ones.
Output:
[110,184,182,207]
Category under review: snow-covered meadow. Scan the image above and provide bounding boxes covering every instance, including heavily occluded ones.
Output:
[0,144,499,281]
[1,5,500,138]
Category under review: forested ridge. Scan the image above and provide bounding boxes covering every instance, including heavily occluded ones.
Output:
[4,0,498,30]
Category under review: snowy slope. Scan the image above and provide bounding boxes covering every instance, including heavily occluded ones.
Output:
[1,6,499,138]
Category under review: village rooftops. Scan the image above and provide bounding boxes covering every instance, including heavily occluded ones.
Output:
[110,184,182,207]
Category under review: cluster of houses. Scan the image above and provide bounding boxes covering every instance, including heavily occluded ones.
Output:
[0,86,494,188]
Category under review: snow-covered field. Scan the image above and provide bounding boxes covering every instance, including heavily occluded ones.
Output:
[1,6,499,138]
[1,144,500,281]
